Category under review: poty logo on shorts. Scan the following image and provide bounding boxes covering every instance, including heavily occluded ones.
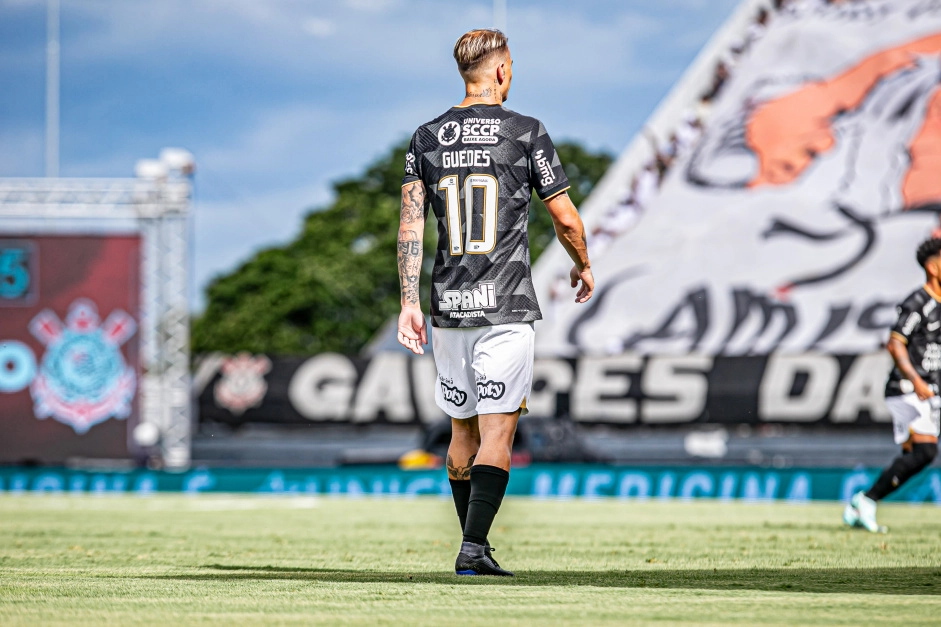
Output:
[476,380,506,400]
[28,298,137,434]
[534,149,555,187]
[438,121,461,146]
[439,282,496,319]
[440,381,467,406]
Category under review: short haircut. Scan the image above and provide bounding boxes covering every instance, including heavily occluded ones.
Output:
[453,29,508,77]
[916,238,941,268]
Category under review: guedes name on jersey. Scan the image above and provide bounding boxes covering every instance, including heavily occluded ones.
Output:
[443,149,492,168]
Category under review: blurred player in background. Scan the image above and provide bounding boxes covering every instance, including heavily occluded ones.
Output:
[396,29,593,575]
[844,238,941,533]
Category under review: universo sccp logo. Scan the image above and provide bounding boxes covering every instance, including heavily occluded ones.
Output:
[438,121,461,146]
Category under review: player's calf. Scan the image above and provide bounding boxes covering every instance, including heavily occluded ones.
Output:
[866,441,938,501]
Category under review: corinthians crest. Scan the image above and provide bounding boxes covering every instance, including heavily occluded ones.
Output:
[214,352,271,415]
[29,299,137,434]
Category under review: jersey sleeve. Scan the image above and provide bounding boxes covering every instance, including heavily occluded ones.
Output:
[402,130,422,187]
[890,296,922,345]
[527,120,570,200]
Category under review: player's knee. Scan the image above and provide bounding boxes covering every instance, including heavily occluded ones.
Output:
[912,441,938,468]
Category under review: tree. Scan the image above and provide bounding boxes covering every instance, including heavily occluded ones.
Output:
[191,139,612,356]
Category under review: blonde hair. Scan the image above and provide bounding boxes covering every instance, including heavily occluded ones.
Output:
[453,29,508,77]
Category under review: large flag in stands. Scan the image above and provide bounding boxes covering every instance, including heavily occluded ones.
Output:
[535,1,941,358]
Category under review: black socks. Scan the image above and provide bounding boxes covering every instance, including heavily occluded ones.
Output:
[866,442,938,501]
[449,479,471,532]
[462,465,510,545]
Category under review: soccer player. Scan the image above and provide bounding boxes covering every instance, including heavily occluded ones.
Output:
[396,29,593,575]
[844,238,941,533]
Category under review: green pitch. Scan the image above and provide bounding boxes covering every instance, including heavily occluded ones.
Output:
[1,494,940,625]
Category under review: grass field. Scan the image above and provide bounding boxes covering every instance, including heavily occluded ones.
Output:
[1,494,940,625]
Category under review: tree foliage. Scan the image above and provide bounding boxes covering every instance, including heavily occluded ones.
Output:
[191,139,612,356]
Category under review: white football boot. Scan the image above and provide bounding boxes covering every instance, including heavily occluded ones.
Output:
[842,498,860,528]
[851,491,888,534]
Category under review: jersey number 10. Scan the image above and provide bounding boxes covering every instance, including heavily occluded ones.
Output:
[439,174,499,256]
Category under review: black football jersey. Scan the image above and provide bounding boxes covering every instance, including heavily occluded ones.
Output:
[402,104,570,328]
[885,286,941,396]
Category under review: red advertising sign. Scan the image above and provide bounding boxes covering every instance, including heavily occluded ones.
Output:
[0,235,140,464]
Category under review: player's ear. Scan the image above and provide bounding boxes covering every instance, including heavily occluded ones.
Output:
[496,62,506,84]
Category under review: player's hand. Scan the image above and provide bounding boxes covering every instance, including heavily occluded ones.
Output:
[397,305,428,355]
[570,264,594,304]
[914,378,935,401]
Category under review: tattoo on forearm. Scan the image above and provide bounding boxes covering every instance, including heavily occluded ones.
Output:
[397,230,422,305]
[446,453,476,480]
[401,183,425,225]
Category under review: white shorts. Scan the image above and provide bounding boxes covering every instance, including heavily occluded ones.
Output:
[432,322,534,419]
[885,393,941,444]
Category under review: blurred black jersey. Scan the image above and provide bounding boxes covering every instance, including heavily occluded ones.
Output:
[403,104,570,328]
[886,286,941,397]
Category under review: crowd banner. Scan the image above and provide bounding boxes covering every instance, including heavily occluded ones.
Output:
[1,464,939,504]
[533,1,941,357]
[196,351,894,426]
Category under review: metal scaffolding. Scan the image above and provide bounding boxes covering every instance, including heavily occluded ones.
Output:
[0,175,192,468]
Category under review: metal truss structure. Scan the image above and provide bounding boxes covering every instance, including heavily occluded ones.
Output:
[0,176,192,468]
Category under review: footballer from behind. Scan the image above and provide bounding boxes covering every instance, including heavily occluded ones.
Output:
[396,29,593,575]
[844,238,941,532]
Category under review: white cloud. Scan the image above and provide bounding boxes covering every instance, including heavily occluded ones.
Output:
[343,0,399,12]
[303,17,336,38]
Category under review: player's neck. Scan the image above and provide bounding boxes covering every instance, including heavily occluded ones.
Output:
[925,279,941,301]
[458,82,503,108]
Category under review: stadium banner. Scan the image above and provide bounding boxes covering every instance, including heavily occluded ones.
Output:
[0,235,141,464]
[0,464,938,504]
[534,1,941,357]
[197,351,894,426]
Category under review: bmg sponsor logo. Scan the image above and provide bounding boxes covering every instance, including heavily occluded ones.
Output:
[534,149,555,187]
[439,282,496,320]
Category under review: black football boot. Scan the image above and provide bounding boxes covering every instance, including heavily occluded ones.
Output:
[454,541,514,576]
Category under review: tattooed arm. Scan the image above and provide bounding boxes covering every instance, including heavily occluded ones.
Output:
[397,181,428,354]
[544,191,594,303]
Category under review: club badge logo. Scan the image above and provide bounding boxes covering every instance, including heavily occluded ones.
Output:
[438,121,461,146]
[29,299,137,434]
[214,352,272,415]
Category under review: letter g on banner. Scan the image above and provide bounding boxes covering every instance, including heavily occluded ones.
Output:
[288,353,358,421]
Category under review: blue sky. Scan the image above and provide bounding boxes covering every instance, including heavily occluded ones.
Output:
[0,0,738,310]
